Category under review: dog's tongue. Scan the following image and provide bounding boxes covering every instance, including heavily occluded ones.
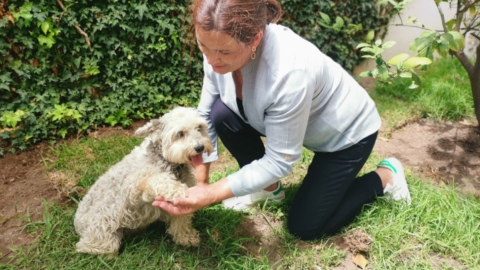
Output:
[191,154,203,167]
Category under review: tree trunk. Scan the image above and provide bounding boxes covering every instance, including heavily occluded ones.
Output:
[470,52,480,126]
[455,44,480,126]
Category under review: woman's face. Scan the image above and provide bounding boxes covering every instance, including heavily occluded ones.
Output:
[195,27,253,75]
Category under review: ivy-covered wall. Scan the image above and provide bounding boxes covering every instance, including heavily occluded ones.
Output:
[0,0,394,154]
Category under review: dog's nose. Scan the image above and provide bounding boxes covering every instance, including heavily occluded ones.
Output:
[194,145,205,153]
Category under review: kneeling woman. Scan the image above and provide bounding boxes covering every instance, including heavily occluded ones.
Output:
[153,0,411,240]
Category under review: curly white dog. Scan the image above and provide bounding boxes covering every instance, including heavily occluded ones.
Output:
[74,107,213,257]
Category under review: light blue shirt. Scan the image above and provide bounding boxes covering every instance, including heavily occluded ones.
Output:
[198,24,381,197]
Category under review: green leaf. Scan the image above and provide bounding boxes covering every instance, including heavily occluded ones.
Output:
[403,57,432,69]
[448,31,465,49]
[409,81,419,89]
[333,16,344,30]
[399,72,412,78]
[58,129,68,139]
[470,6,476,15]
[319,12,331,25]
[360,71,372,77]
[410,35,435,52]
[10,60,22,70]
[441,32,458,51]
[135,3,149,20]
[411,71,422,87]
[378,65,389,80]
[41,18,52,35]
[382,41,396,49]
[356,43,371,49]
[445,19,456,31]
[366,30,375,42]
[387,53,410,66]
[375,39,382,46]
[73,57,82,69]
[435,39,450,57]
[38,35,56,49]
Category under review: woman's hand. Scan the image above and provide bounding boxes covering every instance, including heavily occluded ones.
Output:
[152,177,233,215]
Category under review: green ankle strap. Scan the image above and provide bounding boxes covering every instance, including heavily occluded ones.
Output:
[378,160,397,174]
[273,183,284,196]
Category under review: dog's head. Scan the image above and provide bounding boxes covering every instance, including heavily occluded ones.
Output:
[135,107,213,166]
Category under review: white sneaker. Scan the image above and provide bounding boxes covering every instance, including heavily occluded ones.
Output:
[378,158,412,205]
[222,182,285,211]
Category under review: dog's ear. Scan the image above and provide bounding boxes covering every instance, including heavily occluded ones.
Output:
[135,119,162,137]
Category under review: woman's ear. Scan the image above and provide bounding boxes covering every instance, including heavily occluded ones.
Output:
[252,30,264,48]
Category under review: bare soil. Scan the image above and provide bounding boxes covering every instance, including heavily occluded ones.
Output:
[374,119,480,197]
[0,118,479,268]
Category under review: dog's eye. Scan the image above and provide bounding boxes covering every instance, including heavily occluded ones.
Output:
[197,125,202,131]
[178,131,184,138]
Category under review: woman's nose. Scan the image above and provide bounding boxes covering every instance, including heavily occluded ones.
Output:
[206,54,218,66]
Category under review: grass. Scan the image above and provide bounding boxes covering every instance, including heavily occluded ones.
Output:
[2,136,480,269]
[1,57,479,269]
[369,57,474,135]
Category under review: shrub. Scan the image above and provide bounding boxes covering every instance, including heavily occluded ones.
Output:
[0,0,394,153]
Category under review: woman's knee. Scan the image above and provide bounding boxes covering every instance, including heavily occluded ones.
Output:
[287,218,325,241]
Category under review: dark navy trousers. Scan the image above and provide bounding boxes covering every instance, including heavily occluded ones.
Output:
[210,99,384,240]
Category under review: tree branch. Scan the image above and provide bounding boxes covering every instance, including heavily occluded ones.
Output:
[56,0,92,51]
[454,49,474,76]
[390,24,445,32]
[455,0,463,31]
[459,0,480,13]
[472,32,480,40]
[475,43,480,75]
[436,2,449,33]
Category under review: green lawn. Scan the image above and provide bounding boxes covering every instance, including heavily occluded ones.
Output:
[1,57,479,269]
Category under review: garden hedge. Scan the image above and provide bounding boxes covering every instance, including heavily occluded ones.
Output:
[0,0,394,154]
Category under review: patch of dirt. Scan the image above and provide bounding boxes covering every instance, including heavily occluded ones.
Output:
[343,229,372,254]
[0,143,60,262]
[236,213,284,268]
[87,120,148,139]
[375,119,480,197]
[429,253,467,270]
[0,121,149,262]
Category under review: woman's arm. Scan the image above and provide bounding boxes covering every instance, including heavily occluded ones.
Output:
[195,163,211,185]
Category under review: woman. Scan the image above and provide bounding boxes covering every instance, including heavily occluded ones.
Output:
[153,0,411,240]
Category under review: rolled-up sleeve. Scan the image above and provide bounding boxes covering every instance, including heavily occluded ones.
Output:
[228,70,314,196]
[197,57,220,163]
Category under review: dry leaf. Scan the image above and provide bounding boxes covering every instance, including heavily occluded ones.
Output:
[352,253,368,269]
[458,120,472,126]
[52,66,58,77]
[6,14,15,25]
[32,58,40,67]
[378,136,389,142]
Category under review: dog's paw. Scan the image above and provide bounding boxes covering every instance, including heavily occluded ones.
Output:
[161,185,188,202]
[174,228,200,247]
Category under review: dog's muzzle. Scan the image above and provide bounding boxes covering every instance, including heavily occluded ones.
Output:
[194,145,205,153]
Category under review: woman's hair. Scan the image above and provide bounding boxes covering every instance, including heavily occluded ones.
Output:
[193,0,282,45]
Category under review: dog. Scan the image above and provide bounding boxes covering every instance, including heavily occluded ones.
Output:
[73,107,213,257]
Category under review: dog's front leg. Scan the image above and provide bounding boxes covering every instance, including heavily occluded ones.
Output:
[167,215,200,246]
[130,171,188,203]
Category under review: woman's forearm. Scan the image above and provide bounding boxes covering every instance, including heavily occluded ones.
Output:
[208,177,234,203]
[195,163,211,185]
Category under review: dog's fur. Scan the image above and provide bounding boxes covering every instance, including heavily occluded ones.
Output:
[74,107,213,257]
